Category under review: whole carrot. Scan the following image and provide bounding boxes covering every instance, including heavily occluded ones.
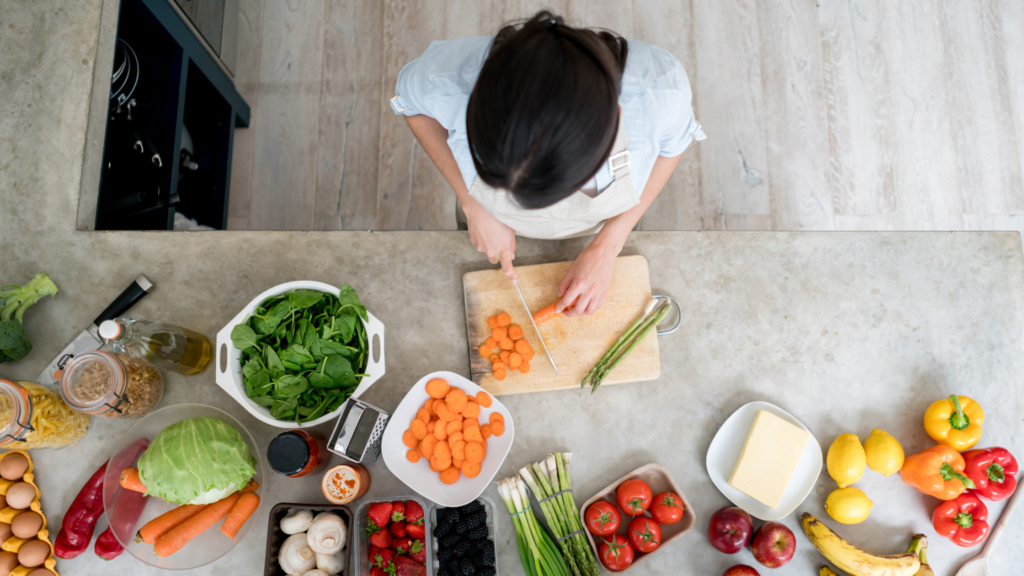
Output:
[240,479,259,494]
[119,468,147,493]
[220,493,260,539]
[154,494,240,557]
[135,504,208,544]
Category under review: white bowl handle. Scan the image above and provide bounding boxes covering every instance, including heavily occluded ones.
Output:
[214,310,251,407]
[351,313,385,398]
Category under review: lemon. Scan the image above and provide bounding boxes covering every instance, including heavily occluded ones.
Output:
[825,487,874,524]
[827,433,866,488]
[864,428,905,477]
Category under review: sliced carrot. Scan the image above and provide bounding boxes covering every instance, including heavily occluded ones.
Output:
[465,442,485,464]
[439,466,460,484]
[445,420,462,435]
[451,440,466,460]
[434,439,452,461]
[484,337,497,348]
[120,468,147,493]
[453,413,464,424]
[416,408,431,424]
[491,327,508,342]
[508,353,522,369]
[403,429,418,448]
[514,339,531,355]
[497,313,511,326]
[418,435,438,459]
[449,431,464,446]
[430,455,449,472]
[494,369,506,380]
[462,418,480,431]
[445,388,468,413]
[462,462,482,478]
[426,420,437,434]
[489,354,500,364]
[409,419,427,440]
[452,458,464,470]
[523,348,534,361]
[499,350,511,363]
[435,403,457,422]
[425,378,450,399]
[136,504,208,544]
[489,412,505,426]
[492,361,506,373]
[508,325,524,340]
[433,399,447,415]
[433,421,448,440]
[509,363,519,372]
[479,346,492,357]
[407,449,421,463]
[155,493,240,557]
[221,492,260,539]
[481,424,492,439]
[499,338,514,351]
[491,421,506,437]
[464,425,484,444]
[461,401,480,419]
[519,361,531,373]
[487,316,499,328]
[476,391,493,408]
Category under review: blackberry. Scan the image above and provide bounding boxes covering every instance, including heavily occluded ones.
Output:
[458,559,476,576]
[457,500,484,516]
[437,569,453,576]
[454,539,473,557]
[466,525,488,541]
[479,545,495,566]
[435,521,451,537]
[476,568,497,576]
[437,546,456,562]
[455,520,469,534]
[440,533,462,548]
[464,511,487,530]
[474,539,490,551]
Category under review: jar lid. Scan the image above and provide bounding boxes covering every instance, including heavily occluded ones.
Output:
[267,432,310,476]
[322,464,361,504]
[59,352,126,415]
[0,380,32,447]
[98,320,122,340]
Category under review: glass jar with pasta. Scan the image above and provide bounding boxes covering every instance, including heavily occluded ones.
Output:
[0,379,92,450]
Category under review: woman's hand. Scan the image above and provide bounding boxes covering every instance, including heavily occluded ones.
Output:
[557,240,618,317]
[465,198,518,281]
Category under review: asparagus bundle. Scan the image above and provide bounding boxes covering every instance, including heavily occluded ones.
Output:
[521,453,599,576]
[498,476,570,576]
[582,298,672,393]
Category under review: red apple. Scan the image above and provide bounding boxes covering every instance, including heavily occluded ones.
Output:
[750,522,796,567]
[723,565,760,576]
[708,507,753,554]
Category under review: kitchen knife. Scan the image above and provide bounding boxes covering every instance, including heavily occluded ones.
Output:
[512,279,559,373]
[36,274,154,385]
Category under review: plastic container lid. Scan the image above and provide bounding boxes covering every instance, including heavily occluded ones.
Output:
[266,432,309,476]
[59,351,127,415]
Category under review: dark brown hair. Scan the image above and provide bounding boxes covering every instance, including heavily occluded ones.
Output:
[466,11,628,209]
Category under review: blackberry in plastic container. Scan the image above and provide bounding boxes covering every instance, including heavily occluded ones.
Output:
[479,545,495,566]
[458,559,476,576]
[454,539,473,558]
[437,546,456,562]
[477,568,497,576]
[466,525,488,541]
[437,569,453,576]
[464,511,487,530]
[457,500,484,516]
[440,533,462,548]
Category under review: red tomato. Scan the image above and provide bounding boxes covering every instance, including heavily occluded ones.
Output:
[585,501,622,536]
[627,516,662,553]
[650,492,685,525]
[616,479,653,516]
[598,534,635,571]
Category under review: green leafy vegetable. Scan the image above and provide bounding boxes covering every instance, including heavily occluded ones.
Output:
[232,286,370,423]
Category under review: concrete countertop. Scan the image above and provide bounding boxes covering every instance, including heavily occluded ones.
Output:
[4,3,1024,576]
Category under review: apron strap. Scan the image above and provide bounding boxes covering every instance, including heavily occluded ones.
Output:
[608,122,631,182]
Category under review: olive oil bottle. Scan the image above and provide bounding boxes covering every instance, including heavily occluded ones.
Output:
[98,317,212,375]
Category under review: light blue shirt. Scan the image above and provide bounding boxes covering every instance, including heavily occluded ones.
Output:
[390,36,704,198]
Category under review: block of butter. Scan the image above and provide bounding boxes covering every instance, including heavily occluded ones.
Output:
[727,409,810,509]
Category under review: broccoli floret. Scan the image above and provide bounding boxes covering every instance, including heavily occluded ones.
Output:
[0,273,59,364]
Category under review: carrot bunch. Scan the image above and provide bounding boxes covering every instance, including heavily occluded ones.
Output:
[479,311,535,380]
[403,378,506,485]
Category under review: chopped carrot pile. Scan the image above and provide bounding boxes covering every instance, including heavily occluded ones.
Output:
[480,311,536,379]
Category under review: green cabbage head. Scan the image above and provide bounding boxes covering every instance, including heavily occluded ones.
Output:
[137,417,256,505]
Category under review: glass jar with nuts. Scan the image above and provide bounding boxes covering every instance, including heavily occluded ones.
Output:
[59,351,163,418]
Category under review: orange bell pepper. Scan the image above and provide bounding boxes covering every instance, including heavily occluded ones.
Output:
[900,445,976,500]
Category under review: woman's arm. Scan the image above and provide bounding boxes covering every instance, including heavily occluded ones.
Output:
[404,115,518,279]
[557,152,684,316]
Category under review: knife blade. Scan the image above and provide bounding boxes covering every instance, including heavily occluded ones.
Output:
[512,279,558,373]
[36,274,154,385]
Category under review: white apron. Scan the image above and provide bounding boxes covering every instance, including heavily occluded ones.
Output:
[468,119,637,239]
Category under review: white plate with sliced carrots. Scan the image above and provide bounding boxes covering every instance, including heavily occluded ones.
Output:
[382,371,515,507]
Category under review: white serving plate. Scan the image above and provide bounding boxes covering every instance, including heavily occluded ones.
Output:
[382,371,514,507]
[705,400,822,521]
[214,280,385,428]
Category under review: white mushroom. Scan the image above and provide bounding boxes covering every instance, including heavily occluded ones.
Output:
[279,533,317,575]
[280,509,314,535]
[302,571,330,576]
[306,512,346,555]
[316,550,344,575]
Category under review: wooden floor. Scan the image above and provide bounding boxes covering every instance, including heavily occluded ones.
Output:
[226,0,1024,235]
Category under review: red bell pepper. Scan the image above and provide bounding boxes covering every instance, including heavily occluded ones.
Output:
[932,493,989,547]
[54,461,107,559]
[94,527,124,560]
[962,447,1018,501]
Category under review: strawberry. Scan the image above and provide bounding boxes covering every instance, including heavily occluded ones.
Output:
[368,528,393,549]
[391,500,407,522]
[393,555,426,576]
[374,548,396,568]
[370,566,394,576]
[367,502,394,531]
[368,544,382,563]
[389,520,407,538]
[408,539,426,564]
[392,537,413,555]
[404,500,424,524]
[405,521,425,540]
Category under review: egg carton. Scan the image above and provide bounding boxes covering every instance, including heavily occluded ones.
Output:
[0,451,59,576]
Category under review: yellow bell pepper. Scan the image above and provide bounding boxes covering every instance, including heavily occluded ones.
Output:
[924,395,984,451]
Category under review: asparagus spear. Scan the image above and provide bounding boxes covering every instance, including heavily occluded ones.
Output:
[590,302,671,393]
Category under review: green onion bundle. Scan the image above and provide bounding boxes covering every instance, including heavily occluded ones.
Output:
[498,476,570,576]
[520,453,599,576]
[582,298,671,393]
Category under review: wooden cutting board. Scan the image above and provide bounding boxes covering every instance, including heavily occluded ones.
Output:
[463,255,661,395]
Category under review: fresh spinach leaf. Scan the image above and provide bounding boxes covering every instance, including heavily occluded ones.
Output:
[280,344,314,367]
[323,354,356,388]
[289,289,325,309]
[231,325,260,351]
[273,374,308,398]
[251,396,275,407]
[266,346,285,372]
[318,339,355,358]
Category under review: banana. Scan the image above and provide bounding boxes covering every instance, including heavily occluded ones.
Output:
[907,534,936,576]
[801,513,920,576]
[821,567,841,576]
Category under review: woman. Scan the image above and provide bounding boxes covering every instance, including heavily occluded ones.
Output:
[390,11,704,316]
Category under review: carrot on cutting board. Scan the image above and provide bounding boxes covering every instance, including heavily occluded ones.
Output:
[508,325,524,340]
[519,361,531,374]
[491,327,508,342]
[487,316,499,328]
[496,313,511,326]
[155,493,241,557]
[120,468,147,493]
[136,504,208,544]
[514,339,531,355]
[221,492,260,539]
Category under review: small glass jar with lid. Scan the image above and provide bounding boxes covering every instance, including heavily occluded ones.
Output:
[58,351,164,418]
[0,379,91,450]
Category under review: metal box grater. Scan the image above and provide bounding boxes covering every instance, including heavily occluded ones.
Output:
[327,398,390,463]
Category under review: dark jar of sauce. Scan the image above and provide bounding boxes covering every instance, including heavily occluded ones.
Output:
[267,430,329,478]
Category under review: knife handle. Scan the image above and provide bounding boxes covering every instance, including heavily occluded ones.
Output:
[93,275,154,325]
